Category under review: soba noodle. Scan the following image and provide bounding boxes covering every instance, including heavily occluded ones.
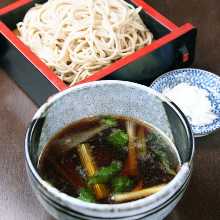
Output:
[17,0,153,85]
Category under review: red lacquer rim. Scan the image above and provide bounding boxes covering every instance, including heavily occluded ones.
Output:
[0,21,68,90]
[0,20,194,91]
[0,0,177,31]
[0,0,31,15]
[0,0,193,92]
[131,0,178,31]
[75,23,194,86]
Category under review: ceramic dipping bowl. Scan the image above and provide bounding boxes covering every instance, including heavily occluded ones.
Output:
[25,80,194,220]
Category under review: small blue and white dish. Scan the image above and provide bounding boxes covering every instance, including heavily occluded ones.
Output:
[150,68,220,137]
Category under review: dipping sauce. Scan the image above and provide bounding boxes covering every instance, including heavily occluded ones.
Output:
[38,115,180,204]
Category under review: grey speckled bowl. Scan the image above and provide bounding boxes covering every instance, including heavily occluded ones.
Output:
[25,80,194,220]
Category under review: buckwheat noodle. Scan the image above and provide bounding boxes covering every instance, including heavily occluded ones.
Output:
[17,0,153,85]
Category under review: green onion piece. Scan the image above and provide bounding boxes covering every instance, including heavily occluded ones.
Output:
[112,176,134,193]
[78,188,96,203]
[88,161,122,185]
[107,129,128,149]
[101,116,118,127]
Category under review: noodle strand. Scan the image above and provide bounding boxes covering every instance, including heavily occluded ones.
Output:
[17,0,153,85]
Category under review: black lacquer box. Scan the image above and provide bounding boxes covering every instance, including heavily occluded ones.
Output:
[0,0,197,106]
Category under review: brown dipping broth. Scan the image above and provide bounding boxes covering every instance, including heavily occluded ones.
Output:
[37,115,180,204]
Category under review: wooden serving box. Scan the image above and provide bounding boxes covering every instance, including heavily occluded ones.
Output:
[0,0,197,106]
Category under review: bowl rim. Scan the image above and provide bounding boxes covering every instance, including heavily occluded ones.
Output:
[25,80,194,216]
